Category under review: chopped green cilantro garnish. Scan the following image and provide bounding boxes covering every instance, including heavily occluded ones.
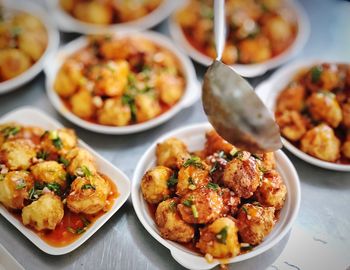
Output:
[311,66,323,83]
[81,184,96,190]
[216,226,228,244]
[15,179,26,190]
[207,182,219,191]
[183,156,204,169]
[167,173,178,188]
[1,126,20,139]
[37,151,49,160]
[182,199,192,207]
[168,201,177,212]
[58,156,69,167]
[241,206,248,214]
[46,183,61,195]
[191,205,199,219]
[81,165,92,177]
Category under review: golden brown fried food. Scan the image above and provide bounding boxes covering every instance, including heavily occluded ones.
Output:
[0,139,36,170]
[300,124,340,162]
[255,170,287,210]
[204,130,236,156]
[221,188,241,216]
[18,31,47,61]
[70,89,94,119]
[178,187,223,224]
[22,193,64,231]
[67,174,110,215]
[0,171,33,209]
[222,152,261,198]
[254,152,276,171]
[134,94,161,123]
[237,203,275,245]
[97,98,131,126]
[73,1,113,25]
[196,217,240,259]
[40,129,77,155]
[0,49,31,81]
[157,73,184,106]
[275,110,307,141]
[156,138,191,169]
[341,101,350,128]
[31,161,67,188]
[141,166,173,204]
[155,198,194,243]
[65,148,97,177]
[342,141,350,159]
[276,83,305,112]
[238,36,271,64]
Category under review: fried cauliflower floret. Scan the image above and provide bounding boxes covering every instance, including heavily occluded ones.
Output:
[67,174,111,214]
[89,61,129,97]
[237,203,275,246]
[306,64,340,92]
[0,123,22,146]
[0,139,36,170]
[176,157,209,196]
[238,36,271,64]
[70,89,94,119]
[18,30,47,61]
[342,141,350,159]
[222,152,261,198]
[97,98,131,126]
[31,161,67,188]
[276,83,305,112]
[255,170,287,210]
[205,130,236,156]
[73,2,113,25]
[22,194,64,231]
[12,13,44,32]
[0,171,33,209]
[300,124,340,162]
[307,92,342,128]
[156,73,184,106]
[221,188,241,216]
[178,187,223,224]
[254,152,276,171]
[196,217,240,259]
[155,198,194,243]
[156,138,191,169]
[65,148,97,177]
[275,110,306,141]
[0,49,31,81]
[141,166,173,204]
[40,129,77,155]
[135,94,161,123]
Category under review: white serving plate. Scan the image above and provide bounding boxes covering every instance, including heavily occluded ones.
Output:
[45,31,200,134]
[0,107,131,255]
[0,0,59,95]
[132,123,301,270]
[48,0,180,34]
[169,0,310,77]
[256,59,350,172]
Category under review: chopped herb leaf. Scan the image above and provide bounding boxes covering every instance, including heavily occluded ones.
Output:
[183,156,204,169]
[15,179,26,190]
[1,126,20,139]
[122,94,137,121]
[76,227,86,234]
[311,66,323,83]
[168,201,177,212]
[67,227,76,234]
[182,199,192,207]
[52,137,63,149]
[241,206,248,214]
[46,183,61,194]
[37,151,49,160]
[209,162,219,175]
[81,184,96,190]
[81,165,92,177]
[207,182,219,191]
[258,166,268,174]
[58,156,69,167]
[167,173,178,188]
[191,205,199,219]
[216,226,228,244]
[40,130,49,139]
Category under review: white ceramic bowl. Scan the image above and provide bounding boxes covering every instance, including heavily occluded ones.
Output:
[0,0,59,95]
[0,107,131,255]
[169,0,310,77]
[45,31,200,134]
[48,0,180,34]
[256,60,350,172]
[132,123,300,270]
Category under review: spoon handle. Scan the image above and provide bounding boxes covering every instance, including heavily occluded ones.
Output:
[214,0,225,61]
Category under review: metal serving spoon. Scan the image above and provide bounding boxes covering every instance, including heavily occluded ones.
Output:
[202,0,282,153]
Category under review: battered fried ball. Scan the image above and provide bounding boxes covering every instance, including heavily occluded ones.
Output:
[222,151,261,199]
[238,36,271,64]
[237,203,275,246]
[204,130,236,156]
[254,152,276,171]
[65,148,97,177]
[18,30,47,62]
[97,98,131,126]
[155,198,194,243]
[305,64,340,92]
[220,188,241,216]
[276,83,305,112]
[141,166,173,204]
[134,94,161,123]
[0,171,33,209]
[255,170,287,210]
[307,92,342,128]
[196,217,240,259]
[40,129,77,155]
[176,157,209,196]
[73,1,113,25]
[70,89,94,119]
[275,110,307,141]
[22,194,64,231]
[178,187,223,224]
[31,161,67,188]
[0,49,31,81]
[156,138,191,169]
[300,124,340,162]
[67,174,111,215]
[0,139,36,170]
[157,73,184,106]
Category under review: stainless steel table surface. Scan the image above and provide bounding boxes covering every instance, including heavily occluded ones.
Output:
[0,0,349,269]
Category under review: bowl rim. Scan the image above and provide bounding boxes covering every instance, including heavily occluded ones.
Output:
[131,122,301,269]
[256,59,350,172]
[169,0,310,77]
[0,0,60,95]
[44,30,200,134]
[0,106,131,255]
[48,0,180,34]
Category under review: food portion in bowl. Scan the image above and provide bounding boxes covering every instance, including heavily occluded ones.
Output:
[54,35,186,127]
[0,7,48,82]
[59,0,163,25]
[175,0,297,65]
[140,130,287,260]
[275,63,350,164]
[0,122,118,247]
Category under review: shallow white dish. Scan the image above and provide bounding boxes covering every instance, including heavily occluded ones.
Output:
[132,123,300,270]
[0,0,59,95]
[169,0,310,77]
[256,60,350,172]
[0,107,131,255]
[48,0,179,34]
[45,31,200,134]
